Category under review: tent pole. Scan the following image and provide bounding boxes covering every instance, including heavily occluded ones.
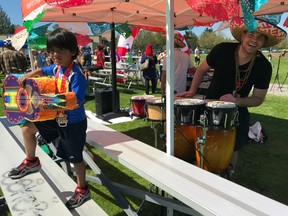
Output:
[110,22,118,112]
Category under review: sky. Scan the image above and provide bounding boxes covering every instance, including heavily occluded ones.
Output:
[1,0,287,39]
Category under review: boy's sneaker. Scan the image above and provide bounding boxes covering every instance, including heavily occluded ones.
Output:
[65,187,91,209]
[8,157,41,179]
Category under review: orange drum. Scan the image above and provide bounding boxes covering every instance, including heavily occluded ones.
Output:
[174,125,198,163]
[145,97,166,121]
[195,128,236,174]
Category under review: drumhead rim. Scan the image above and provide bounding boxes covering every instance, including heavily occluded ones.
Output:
[174,98,205,105]
[205,101,236,108]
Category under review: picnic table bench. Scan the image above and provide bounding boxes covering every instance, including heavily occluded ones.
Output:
[0,117,108,216]
[85,118,288,216]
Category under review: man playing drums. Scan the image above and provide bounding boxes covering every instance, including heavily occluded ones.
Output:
[178,17,286,177]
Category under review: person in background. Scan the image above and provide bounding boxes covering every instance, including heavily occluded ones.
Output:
[137,50,142,57]
[8,28,90,209]
[177,17,286,177]
[32,49,47,69]
[103,46,111,62]
[0,39,28,74]
[80,46,92,79]
[94,44,105,70]
[161,34,196,95]
[140,44,158,95]
[157,47,166,82]
[194,46,201,67]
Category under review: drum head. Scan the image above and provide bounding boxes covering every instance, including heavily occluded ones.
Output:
[205,101,236,109]
[131,95,154,101]
[174,98,205,106]
[146,97,164,104]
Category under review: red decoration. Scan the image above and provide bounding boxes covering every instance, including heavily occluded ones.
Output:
[45,0,93,8]
[14,26,26,35]
[74,33,92,46]
[284,17,288,28]
[185,0,240,21]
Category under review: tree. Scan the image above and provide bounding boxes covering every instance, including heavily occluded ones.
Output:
[183,30,198,50]
[198,30,231,51]
[0,6,15,34]
[133,30,165,52]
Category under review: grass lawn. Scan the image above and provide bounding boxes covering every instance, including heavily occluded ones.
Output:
[0,52,287,215]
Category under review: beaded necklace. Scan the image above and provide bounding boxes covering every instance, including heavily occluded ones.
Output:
[233,45,258,97]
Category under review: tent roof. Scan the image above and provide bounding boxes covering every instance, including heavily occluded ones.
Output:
[21,1,288,32]
[22,0,229,32]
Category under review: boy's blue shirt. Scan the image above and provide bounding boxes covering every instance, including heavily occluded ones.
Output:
[42,63,87,124]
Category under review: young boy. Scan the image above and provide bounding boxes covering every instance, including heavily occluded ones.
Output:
[8,28,89,209]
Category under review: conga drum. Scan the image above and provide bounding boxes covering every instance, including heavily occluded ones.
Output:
[174,125,199,163]
[145,97,166,122]
[131,95,154,117]
[203,101,238,130]
[195,101,238,174]
[195,128,236,174]
[174,98,205,126]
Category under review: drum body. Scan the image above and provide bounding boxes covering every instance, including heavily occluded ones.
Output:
[204,101,238,130]
[145,97,165,121]
[174,98,205,126]
[195,128,236,174]
[131,95,153,117]
[174,125,198,163]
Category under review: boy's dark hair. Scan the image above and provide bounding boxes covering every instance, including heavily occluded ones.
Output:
[47,28,79,60]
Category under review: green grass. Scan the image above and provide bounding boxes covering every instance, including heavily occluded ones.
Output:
[0,53,288,215]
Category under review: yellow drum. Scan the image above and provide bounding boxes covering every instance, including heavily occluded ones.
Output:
[145,97,166,121]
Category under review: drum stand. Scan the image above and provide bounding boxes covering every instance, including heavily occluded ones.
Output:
[150,121,164,149]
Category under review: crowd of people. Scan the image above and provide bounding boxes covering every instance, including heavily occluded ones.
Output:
[0,16,286,210]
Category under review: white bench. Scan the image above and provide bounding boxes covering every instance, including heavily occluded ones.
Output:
[86,118,288,216]
[0,117,108,216]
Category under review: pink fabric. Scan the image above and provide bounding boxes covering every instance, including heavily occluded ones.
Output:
[45,0,93,7]
[186,0,240,21]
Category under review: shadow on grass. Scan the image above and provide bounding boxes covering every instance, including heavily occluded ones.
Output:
[86,141,166,216]
[232,113,288,205]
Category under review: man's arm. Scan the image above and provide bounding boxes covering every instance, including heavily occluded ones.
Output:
[220,88,268,107]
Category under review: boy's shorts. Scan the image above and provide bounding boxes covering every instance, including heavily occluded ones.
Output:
[34,118,87,163]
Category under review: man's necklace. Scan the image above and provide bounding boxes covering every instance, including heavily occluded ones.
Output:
[233,45,258,97]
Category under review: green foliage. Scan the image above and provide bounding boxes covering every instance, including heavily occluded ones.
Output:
[133,31,165,53]
[0,6,15,34]
[198,30,227,50]
[183,30,198,50]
